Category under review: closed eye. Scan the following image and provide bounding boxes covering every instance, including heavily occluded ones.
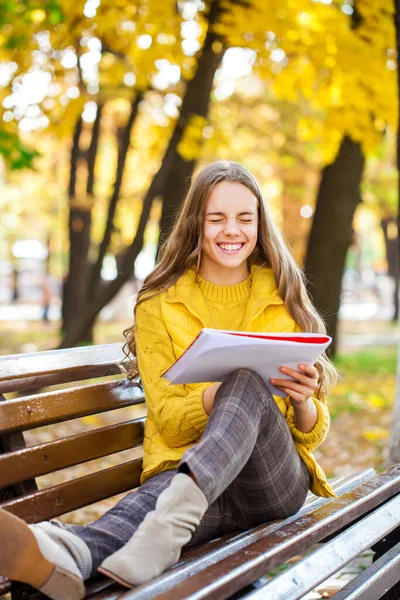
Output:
[207,218,254,223]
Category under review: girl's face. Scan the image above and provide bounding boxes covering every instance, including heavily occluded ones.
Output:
[200,181,259,284]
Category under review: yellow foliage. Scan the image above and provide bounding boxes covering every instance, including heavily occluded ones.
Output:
[218,0,396,161]
[366,393,386,410]
[177,115,209,162]
[0,0,396,181]
[362,427,389,442]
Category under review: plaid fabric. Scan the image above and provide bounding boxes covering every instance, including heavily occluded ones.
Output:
[183,368,310,533]
[70,470,175,576]
[70,368,309,576]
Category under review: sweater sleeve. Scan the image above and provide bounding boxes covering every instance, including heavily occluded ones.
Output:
[285,323,330,450]
[134,294,210,448]
[285,396,330,451]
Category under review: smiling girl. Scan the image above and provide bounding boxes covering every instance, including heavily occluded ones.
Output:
[0,161,337,600]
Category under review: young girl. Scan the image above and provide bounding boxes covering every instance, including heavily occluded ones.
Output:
[0,161,337,600]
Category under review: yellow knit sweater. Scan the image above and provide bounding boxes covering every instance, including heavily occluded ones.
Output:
[134,266,334,498]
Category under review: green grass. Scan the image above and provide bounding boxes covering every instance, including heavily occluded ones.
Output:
[327,345,397,419]
[334,345,397,378]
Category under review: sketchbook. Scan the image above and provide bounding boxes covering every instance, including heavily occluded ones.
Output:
[163,329,332,397]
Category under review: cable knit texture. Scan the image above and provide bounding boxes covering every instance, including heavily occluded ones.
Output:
[135,265,334,497]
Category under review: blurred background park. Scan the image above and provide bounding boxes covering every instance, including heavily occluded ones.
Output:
[0,0,399,507]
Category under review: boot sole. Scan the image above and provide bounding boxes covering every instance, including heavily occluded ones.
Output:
[97,565,134,589]
[0,509,56,588]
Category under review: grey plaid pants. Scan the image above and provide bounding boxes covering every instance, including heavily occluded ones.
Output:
[70,368,310,576]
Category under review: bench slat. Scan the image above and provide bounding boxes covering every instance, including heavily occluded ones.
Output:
[0,458,142,523]
[133,465,400,600]
[0,344,124,387]
[0,363,131,395]
[16,577,124,600]
[247,494,400,600]
[0,575,11,597]
[333,539,400,600]
[0,419,145,488]
[122,469,376,600]
[0,380,144,435]
[0,344,128,394]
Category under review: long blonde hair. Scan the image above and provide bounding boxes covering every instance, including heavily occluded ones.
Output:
[124,160,337,396]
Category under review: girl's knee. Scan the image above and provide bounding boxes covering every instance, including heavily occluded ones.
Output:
[225,368,270,395]
[233,367,263,382]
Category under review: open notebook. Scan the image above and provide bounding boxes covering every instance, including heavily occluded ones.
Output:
[163,328,332,397]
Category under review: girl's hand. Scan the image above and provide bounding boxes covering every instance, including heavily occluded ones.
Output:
[270,364,319,406]
[270,364,319,433]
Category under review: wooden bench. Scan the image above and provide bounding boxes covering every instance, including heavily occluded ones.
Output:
[1,344,400,600]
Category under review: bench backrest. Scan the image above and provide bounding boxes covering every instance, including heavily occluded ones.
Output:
[0,344,145,523]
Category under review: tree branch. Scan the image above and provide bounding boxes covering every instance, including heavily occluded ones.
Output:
[88,91,142,298]
[86,103,103,196]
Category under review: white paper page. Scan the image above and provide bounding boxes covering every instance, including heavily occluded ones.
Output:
[163,329,331,397]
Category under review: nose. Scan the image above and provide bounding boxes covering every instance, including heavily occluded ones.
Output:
[223,218,240,236]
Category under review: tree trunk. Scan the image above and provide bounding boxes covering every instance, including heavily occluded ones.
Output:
[304,136,365,356]
[381,216,399,320]
[394,275,399,321]
[158,0,225,246]
[62,116,94,343]
[11,265,19,302]
[59,0,224,349]
[386,0,400,468]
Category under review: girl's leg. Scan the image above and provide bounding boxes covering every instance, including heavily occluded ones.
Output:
[0,509,89,600]
[0,470,175,600]
[101,368,310,586]
[182,367,310,532]
[69,469,175,575]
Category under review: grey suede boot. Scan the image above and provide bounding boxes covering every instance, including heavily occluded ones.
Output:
[99,473,208,587]
[0,509,91,600]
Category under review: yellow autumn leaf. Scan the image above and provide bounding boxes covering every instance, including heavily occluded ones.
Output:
[366,394,386,410]
[362,427,389,442]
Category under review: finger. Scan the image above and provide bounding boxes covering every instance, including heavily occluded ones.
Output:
[281,365,317,380]
[271,378,302,390]
[278,367,318,387]
[298,364,319,377]
[278,387,306,404]
[272,380,315,396]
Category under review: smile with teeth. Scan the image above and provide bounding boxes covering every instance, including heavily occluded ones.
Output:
[217,242,245,253]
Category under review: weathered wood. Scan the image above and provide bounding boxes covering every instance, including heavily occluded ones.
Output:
[0,344,127,394]
[1,342,400,600]
[0,419,145,488]
[0,363,131,395]
[17,577,125,600]
[0,393,37,501]
[7,474,376,600]
[0,458,142,523]
[0,380,144,435]
[0,575,12,597]
[246,494,400,600]
[120,470,376,600]
[333,539,400,599]
[126,466,400,600]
